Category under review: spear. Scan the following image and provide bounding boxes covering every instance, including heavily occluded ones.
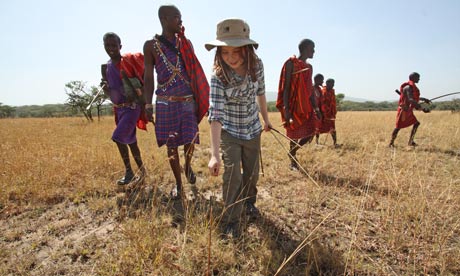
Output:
[429,92,460,102]
[395,90,460,102]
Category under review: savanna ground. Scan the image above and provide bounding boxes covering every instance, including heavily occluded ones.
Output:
[1,111,459,275]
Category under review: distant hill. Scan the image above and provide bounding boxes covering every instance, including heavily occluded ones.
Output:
[343,96,371,103]
[266,91,374,103]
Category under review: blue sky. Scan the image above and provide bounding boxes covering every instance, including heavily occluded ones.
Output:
[1,0,459,106]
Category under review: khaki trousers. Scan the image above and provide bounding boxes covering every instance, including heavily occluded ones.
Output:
[220,130,260,225]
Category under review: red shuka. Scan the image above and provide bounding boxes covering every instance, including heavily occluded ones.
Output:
[178,27,210,124]
[115,53,149,131]
[395,80,420,129]
[276,56,313,130]
[319,86,336,133]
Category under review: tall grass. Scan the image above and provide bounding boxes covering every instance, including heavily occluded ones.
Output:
[1,111,459,275]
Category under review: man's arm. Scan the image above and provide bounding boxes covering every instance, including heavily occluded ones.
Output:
[403,85,421,110]
[309,89,322,120]
[143,40,156,121]
[282,60,293,124]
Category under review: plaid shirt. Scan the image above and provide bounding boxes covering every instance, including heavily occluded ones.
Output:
[208,58,265,140]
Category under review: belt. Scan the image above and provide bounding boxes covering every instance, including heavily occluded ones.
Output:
[113,102,137,109]
[156,95,194,102]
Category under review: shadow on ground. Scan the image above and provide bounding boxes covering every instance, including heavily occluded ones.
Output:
[116,180,346,275]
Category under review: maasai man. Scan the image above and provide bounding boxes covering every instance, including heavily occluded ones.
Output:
[312,73,324,144]
[276,39,321,170]
[143,5,209,199]
[102,32,148,185]
[320,78,339,147]
[389,72,430,147]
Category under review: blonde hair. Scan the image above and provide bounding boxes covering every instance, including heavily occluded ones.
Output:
[213,45,258,86]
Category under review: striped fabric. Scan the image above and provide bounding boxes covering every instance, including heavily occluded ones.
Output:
[208,59,265,141]
[178,27,210,124]
[276,56,313,130]
[154,38,199,147]
[319,87,337,133]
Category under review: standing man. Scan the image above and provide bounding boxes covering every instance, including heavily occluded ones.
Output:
[276,39,321,170]
[320,78,339,147]
[143,5,209,198]
[101,32,148,185]
[389,72,430,147]
[312,73,324,144]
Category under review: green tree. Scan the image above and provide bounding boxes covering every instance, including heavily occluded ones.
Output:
[0,103,16,118]
[336,93,345,110]
[87,86,109,121]
[65,81,94,122]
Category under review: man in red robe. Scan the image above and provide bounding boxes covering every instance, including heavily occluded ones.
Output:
[389,72,430,147]
[320,78,339,147]
[312,73,324,144]
[276,39,321,170]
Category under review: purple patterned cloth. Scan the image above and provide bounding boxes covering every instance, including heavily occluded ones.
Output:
[153,37,199,147]
[106,60,140,145]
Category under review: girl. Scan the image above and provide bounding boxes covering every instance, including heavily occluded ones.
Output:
[205,18,272,238]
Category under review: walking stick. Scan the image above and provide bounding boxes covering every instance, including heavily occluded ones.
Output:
[268,126,302,148]
[269,131,320,187]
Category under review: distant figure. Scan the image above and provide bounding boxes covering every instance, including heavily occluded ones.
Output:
[389,72,430,147]
[206,18,272,239]
[320,78,339,147]
[312,73,324,144]
[101,32,148,185]
[276,39,321,171]
[143,5,209,199]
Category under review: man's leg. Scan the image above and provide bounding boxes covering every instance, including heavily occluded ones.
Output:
[315,134,320,144]
[128,142,145,175]
[183,143,196,184]
[288,138,309,170]
[115,141,134,184]
[389,128,400,147]
[331,131,338,146]
[167,146,183,198]
[408,121,420,146]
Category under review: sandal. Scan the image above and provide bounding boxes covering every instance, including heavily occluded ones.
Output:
[117,173,134,185]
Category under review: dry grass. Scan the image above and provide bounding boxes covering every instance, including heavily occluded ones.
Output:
[1,111,459,275]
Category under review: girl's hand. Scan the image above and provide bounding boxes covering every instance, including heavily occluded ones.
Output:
[263,121,272,132]
[208,156,221,176]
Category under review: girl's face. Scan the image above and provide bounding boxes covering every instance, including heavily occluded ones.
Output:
[220,46,245,72]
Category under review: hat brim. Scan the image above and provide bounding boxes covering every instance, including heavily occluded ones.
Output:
[205,38,259,51]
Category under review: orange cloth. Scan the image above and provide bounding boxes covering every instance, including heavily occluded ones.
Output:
[117,53,148,131]
[321,87,336,120]
[395,80,420,129]
[276,56,313,130]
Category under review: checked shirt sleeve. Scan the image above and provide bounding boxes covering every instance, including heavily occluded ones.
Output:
[208,75,226,125]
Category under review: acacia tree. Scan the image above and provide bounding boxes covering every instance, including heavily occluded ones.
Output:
[0,103,16,118]
[336,93,345,110]
[88,86,109,121]
[65,81,93,122]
